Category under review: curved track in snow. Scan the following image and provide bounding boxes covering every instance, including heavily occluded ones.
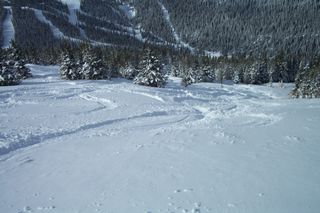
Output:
[0,65,320,213]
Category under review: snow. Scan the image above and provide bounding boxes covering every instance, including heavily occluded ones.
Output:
[66,5,78,25]
[1,6,15,49]
[0,65,320,212]
[204,50,222,58]
[119,4,136,19]
[60,0,80,10]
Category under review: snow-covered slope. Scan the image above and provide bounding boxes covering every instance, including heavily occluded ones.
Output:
[0,65,319,213]
[1,6,15,49]
[60,0,80,9]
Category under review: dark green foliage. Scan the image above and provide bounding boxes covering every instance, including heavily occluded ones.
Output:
[157,0,320,57]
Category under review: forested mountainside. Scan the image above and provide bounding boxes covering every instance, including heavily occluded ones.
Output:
[1,0,319,58]
[0,0,319,97]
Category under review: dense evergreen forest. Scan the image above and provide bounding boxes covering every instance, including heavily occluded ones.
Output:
[0,0,319,97]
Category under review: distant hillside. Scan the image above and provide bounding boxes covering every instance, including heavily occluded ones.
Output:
[1,0,319,59]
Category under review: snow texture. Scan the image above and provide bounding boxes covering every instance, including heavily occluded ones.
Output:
[1,6,15,49]
[0,65,320,213]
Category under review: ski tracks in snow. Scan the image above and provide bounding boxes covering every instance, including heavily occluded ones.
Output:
[0,65,285,157]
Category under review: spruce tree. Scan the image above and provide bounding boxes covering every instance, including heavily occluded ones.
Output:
[0,61,21,86]
[119,63,138,80]
[60,52,81,80]
[134,48,167,87]
[81,48,110,80]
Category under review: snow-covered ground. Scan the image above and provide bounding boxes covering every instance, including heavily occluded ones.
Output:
[0,65,320,213]
[1,6,15,49]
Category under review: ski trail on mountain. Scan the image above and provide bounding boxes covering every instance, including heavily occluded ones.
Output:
[1,6,15,49]
[32,9,65,38]
[157,1,194,52]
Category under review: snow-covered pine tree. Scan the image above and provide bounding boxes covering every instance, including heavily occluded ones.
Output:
[181,67,196,87]
[242,63,253,84]
[272,52,289,83]
[81,48,110,80]
[0,61,21,86]
[233,70,241,84]
[60,52,81,80]
[119,63,138,80]
[292,62,320,98]
[14,61,32,79]
[3,43,32,79]
[170,62,180,77]
[250,61,269,84]
[134,48,167,87]
[201,65,215,82]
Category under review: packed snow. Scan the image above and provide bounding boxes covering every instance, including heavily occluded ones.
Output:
[60,0,80,9]
[0,65,320,213]
[1,6,15,49]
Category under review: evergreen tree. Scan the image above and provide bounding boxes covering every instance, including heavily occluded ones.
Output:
[181,67,196,87]
[292,61,320,98]
[0,61,21,86]
[81,48,110,80]
[119,63,138,80]
[134,48,167,87]
[60,52,81,80]
[233,70,241,84]
[3,43,32,79]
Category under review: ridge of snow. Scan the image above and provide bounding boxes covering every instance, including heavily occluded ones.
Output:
[1,6,15,49]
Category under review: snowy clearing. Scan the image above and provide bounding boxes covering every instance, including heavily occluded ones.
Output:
[1,6,15,49]
[0,65,320,213]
